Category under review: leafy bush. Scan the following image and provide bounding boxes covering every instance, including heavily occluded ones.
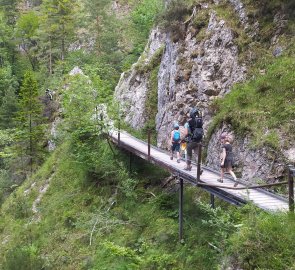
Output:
[226,212,295,270]
[3,245,44,270]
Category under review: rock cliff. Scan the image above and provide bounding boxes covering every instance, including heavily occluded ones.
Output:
[114,1,293,182]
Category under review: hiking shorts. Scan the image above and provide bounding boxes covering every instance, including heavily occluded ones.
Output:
[171,143,180,152]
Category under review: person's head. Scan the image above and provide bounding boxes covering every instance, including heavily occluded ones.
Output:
[174,123,179,130]
[226,134,233,143]
[220,133,227,142]
[189,108,199,119]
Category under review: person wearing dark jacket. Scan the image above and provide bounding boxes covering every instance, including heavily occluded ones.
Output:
[183,108,203,171]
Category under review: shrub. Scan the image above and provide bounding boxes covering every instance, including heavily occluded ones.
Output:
[3,245,44,270]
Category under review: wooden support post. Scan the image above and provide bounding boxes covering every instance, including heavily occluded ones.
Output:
[148,129,151,160]
[210,194,215,209]
[129,152,132,174]
[196,143,202,182]
[118,117,121,146]
[179,178,184,242]
[288,166,294,213]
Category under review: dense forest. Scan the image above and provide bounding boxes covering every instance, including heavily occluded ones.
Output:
[0,0,295,269]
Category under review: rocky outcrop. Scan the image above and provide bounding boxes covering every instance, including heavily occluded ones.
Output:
[156,10,246,147]
[114,29,166,129]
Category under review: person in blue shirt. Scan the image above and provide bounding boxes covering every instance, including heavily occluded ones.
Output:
[170,123,181,163]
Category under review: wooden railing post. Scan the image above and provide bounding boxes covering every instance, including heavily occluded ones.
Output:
[288,165,294,213]
[148,129,151,160]
[196,143,202,182]
[179,178,184,242]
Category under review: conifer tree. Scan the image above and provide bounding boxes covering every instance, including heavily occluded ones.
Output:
[38,0,79,74]
[0,86,18,128]
[16,71,44,175]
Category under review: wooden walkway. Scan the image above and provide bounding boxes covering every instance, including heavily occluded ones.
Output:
[109,130,290,212]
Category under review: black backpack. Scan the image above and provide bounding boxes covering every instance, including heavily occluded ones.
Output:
[189,117,203,142]
[192,127,203,142]
[195,117,203,128]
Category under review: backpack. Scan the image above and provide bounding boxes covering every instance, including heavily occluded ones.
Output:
[173,130,181,143]
[188,118,203,142]
[192,127,203,142]
[195,117,203,128]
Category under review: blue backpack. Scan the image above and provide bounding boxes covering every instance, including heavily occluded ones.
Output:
[173,130,181,143]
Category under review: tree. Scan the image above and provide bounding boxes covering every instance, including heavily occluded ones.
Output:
[38,0,79,74]
[15,11,39,70]
[0,86,18,128]
[16,71,44,175]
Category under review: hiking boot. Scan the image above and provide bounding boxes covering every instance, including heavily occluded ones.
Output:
[217,178,223,183]
[170,156,173,160]
[184,165,192,171]
[177,159,181,163]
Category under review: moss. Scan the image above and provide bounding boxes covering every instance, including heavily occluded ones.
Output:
[143,64,160,140]
[134,46,164,75]
[192,9,210,31]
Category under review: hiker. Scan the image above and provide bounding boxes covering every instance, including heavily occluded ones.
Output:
[170,123,181,163]
[218,134,238,187]
[183,108,203,171]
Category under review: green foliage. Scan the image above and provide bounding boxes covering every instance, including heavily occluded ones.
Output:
[0,65,18,128]
[135,46,164,75]
[131,0,163,39]
[15,11,39,70]
[227,211,295,270]
[15,71,45,174]
[38,0,80,73]
[210,56,295,148]
[157,0,194,42]
[4,192,31,219]
[3,245,44,270]
[61,73,99,133]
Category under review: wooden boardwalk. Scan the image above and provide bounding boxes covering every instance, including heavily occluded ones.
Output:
[109,130,289,212]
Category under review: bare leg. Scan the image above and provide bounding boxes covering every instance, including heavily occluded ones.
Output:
[228,168,237,180]
[227,168,238,187]
[176,151,180,160]
[218,168,225,182]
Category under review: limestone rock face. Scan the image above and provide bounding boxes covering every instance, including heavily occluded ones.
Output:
[114,29,166,129]
[156,11,246,148]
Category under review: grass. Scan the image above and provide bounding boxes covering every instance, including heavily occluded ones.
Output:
[1,137,295,269]
[208,56,295,150]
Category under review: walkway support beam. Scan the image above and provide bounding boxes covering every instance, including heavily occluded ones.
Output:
[210,194,215,209]
[288,165,295,213]
[179,178,184,241]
